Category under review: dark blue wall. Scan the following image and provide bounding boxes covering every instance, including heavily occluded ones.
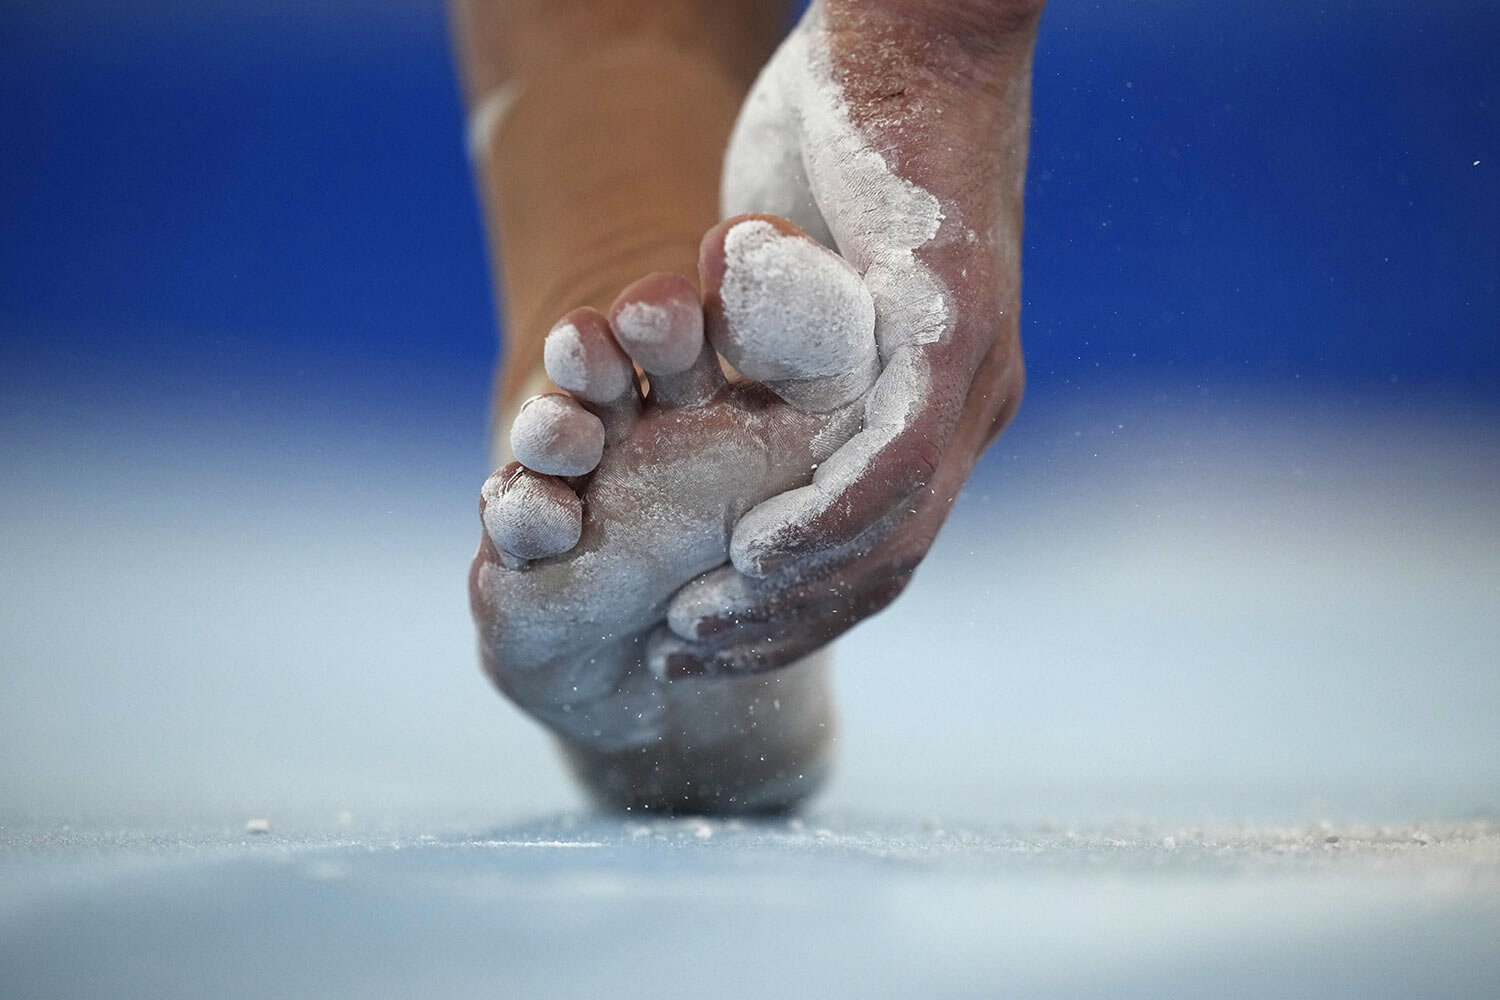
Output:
[2,1,1496,394]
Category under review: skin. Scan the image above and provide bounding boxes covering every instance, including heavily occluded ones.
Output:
[666,0,1039,672]
[455,0,1043,811]
[450,0,787,416]
[472,222,869,814]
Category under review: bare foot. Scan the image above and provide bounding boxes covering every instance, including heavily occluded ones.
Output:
[663,0,1039,671]
[469,215,877,809]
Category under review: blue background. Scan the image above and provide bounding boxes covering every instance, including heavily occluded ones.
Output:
[3,0,1495,401]
[2,1,1498,829]
[3,7,1500,992]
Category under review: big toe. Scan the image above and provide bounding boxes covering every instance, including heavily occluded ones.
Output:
[700,214,878,412]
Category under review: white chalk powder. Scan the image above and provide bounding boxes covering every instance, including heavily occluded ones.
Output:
[717,7,960,563]
[510,394,604,477]
[613,299,703,374]
[723,15,955,360]
[796,26,953,358]
[545,319,633,403]
[717,219,878,411]
[543,322,589,391]
[731,349,931,575]
[614,301,672,343]
[482,469,582,561]
[722,64,836,249]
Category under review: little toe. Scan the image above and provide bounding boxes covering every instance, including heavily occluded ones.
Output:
[511,393,605,477]
[544,308,640,436]
[700,214,879,413]
[480,462,583,561]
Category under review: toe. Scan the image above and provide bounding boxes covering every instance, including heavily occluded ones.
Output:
[511,393,605,477]
[610,272,725,408]
[700,214,879,413]
[609,273,706,375]
[544,308,640,437]
[480,462,583,561]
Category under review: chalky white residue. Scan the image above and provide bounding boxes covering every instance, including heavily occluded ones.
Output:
[544,320,633,404]
[477,371,853,747]
[721,65,835,249]
[614,301,672,343]
[723,14,954,360]
[481,469,581,560]
[510,394,603,477]
[717,219,877,410]
[614,299,702,374]
[719,8,956,569]
[543,316,636,401]
[542,321,590,393]
[730,350,928,575]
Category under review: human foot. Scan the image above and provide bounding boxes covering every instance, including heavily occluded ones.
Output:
[660,0,1040,672]
[469,214,876,760]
